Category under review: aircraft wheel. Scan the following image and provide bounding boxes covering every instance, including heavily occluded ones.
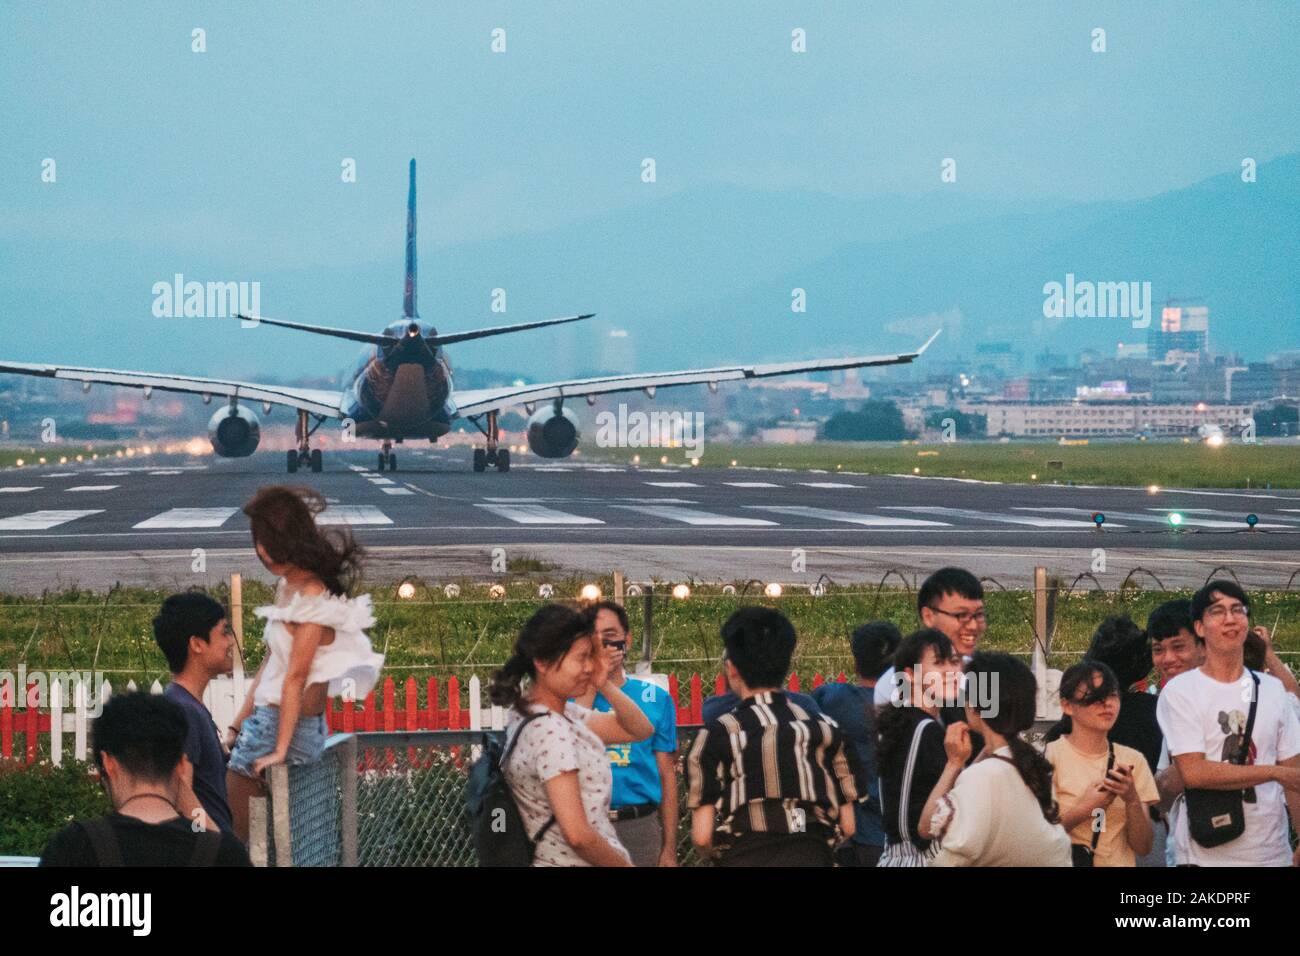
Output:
[287,451,299,473]
[473,448,487,473]
[496,449,510,473]
[310,449,323,473]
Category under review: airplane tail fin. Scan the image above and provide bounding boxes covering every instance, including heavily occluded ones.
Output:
[403,158,418,318]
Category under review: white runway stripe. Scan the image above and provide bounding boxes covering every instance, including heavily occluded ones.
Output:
[613,505,778,526]
[748,506,951,527]
[149,470,182,476]
[885,506,1107,528]
[45,473,76,477]
[315,505,392,526]
[382,487,415,495]
[724,482,782,488]
[644,481,700,488]
[798,482,860,489]
[67,485,119,492]
[0,487,40,493]
[0,509,103,530]
[369,477,396,485]
[134,507,239,529]
[1014,506,1285,529]
[476,503,604,525]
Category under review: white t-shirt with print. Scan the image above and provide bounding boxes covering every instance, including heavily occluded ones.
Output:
[1156,668,1300,867]
[503,701,630,867]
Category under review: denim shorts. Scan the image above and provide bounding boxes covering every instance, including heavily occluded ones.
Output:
[228,704,328,777]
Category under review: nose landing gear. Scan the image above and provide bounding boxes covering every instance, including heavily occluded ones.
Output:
[471,411,509,472]
[287,410,324,472]
[377,440,397,472]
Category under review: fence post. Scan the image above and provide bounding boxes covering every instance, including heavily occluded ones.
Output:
[614,571,624,605]
[1032,566,1059,718]
[230,572,247,710]
[248,796,268,867]
[269,764,292,867]
[640,585,654,672]
[74,679,89,762]
[339,734,358,867]
[51,678,63,767]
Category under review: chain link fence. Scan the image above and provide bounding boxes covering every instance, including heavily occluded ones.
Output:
[257,728,705,867]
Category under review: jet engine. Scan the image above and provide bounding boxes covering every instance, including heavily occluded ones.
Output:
[207,405,261,457]
[526,405,580,459]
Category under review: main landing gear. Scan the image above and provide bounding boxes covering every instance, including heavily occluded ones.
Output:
[286,410,324,473]
[377,439,397,472]
[471,410,510,473]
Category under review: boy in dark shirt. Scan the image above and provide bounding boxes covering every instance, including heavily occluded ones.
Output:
[153,592,237,836]
[40,692,251,867]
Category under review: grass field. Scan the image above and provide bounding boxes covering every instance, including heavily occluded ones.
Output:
[3,578,1298,691]
[587,440,1300,489]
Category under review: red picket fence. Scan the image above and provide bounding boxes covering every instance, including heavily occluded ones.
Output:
[1,670,853,765]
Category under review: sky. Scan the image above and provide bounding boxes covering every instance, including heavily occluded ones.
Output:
[1,1,1298,377]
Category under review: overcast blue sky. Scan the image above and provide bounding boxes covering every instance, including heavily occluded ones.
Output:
[1,2,1297,375]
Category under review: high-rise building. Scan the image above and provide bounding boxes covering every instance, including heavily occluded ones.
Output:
[1148,302,1209,363]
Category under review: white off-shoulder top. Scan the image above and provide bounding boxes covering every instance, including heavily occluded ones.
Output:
[251,584,385,707]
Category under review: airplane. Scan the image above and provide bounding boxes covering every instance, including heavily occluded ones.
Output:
[0,160,940,475]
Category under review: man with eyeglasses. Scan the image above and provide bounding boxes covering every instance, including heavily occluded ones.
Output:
[874,567,987,711]
[573,600,679,866]
[1156,580,1300,866]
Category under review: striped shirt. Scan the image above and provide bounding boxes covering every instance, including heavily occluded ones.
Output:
[686,690,865,844]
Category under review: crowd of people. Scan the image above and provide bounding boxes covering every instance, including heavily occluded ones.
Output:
[35,484,1300,868]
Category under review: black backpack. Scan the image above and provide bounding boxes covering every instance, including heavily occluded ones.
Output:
[465,711,556,866]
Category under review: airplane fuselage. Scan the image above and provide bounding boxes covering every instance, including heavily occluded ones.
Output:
[341,319,458,440]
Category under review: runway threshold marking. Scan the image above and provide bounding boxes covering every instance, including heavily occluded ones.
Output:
[0,487,41,493]
[0,509,104,530]
[798,482,861,489]
[885,506,1107,528]
[134,507,240,529]
[748,506,951,527]
[724,482,782,488]
[315,505,393,526]
[476,503,604,525]
[612,505,778,527]
[67,485,120,492]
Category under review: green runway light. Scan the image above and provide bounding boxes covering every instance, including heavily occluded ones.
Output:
[1168,512,1184,527]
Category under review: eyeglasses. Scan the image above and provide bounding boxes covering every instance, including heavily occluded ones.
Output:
[1204,604,1249,622]
[928,606,987,626]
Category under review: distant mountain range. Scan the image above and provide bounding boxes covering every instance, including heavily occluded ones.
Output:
[2,156,1296,381]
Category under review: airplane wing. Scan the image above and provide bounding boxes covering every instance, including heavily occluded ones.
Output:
[453,330,941,418]
[0,360,346,418]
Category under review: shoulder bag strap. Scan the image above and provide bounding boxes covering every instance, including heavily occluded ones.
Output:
[1240,670,1261,757]
[77,818,124,867]
[1091,741,1115,852]
[898,717,937,839]
[502,709,557,844]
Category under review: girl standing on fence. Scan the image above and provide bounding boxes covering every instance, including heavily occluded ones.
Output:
[489,604,654,867]
[226,486,384,842]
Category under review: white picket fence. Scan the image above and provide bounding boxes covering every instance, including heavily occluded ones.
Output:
[42,672,249,766]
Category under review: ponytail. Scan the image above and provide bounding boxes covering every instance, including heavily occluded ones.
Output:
[1005,734,1060,825]
[490,604,594,713]
[488,653,533,713]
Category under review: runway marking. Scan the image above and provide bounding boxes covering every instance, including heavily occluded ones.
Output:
[886,506,1108,528]
[45,473,76,477]
[0,509,103,530]
[798,482,860,489]
[382,487,415,495]
[0,487,40,493]
[369,477,396,485]
[148,470,182,476]
[644,481,700,488]
[315,505,392,526]
[1014,506,1285,530]
[724,482,782,488]
[476,503,604,525]
[67,485,120,492]
[748,506,951,527]
[96,472,130,477]
[613,505,778,526]
[134,507,239,529]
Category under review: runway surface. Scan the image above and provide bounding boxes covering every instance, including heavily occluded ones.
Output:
[1,447,1298,554]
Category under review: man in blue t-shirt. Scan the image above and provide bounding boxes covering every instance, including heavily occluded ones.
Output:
[576,601,679,866]
[152,592,237,838]
[812,621,900,867]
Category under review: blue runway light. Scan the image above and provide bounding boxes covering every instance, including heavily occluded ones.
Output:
[1246,513,1259,529]
[1092,512,1105,527]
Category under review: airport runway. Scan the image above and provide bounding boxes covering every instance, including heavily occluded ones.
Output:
[2,448,1299,593]
[1,447,1298,554]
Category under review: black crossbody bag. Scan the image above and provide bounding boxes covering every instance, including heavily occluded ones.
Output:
[1071,741,1114,868]
[1183,670,1259,849]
